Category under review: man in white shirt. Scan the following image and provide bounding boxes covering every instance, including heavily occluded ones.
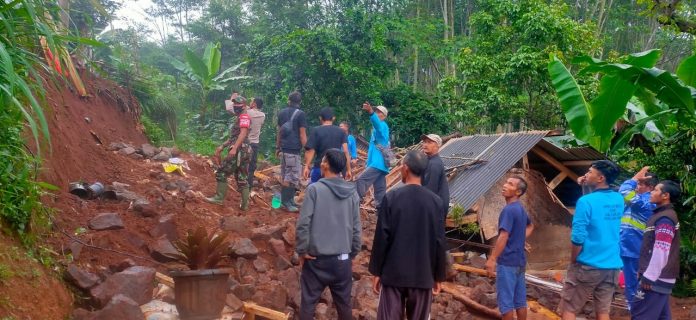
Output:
[246,97,266,188]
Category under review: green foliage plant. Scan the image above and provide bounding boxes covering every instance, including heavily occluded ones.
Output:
[548,49,696,153]
[171,42,247,127]
[166,226,230,270]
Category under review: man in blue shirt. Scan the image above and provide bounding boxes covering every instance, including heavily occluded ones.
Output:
[485,175,533,320]
[339,121,358,163]
[356,102,390,208]
[558,160,624,320]
[618,166,657,306]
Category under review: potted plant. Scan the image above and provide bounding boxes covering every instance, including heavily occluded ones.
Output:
[166,226,231,320]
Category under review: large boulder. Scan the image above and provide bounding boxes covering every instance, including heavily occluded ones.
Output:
[91,294,145,320]
[221,216,249,233]
[141,143,157,158]
[150,214,177,241]
[149,238,179,263]
[88,213,124,231]
[230,238,258,259]
[251,224,285,241]
[152,148,172,161]
[66,264,100,290]
[118,146,137,156]
[90,266,156,307]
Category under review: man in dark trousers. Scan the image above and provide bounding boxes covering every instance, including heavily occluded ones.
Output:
[369,150,447,320]
[276,91,307,212]
[295,148,361,320]
[631,180,681,319]
[303,107,352,184]
[421,133,450,218]
[485,175,534,320]
[246,97,266,188]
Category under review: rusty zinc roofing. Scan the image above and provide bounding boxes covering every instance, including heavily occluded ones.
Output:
[440,131,549,211]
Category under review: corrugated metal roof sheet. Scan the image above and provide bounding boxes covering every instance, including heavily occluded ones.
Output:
[536,139,605,161]
[440,131,549,210]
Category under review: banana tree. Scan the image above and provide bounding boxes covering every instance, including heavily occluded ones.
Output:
[172,42,247,126]
[548,49,696,153]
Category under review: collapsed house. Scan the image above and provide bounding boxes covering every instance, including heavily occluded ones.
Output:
[437,131,605,270]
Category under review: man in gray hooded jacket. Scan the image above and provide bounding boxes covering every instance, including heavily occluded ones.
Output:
[295,148,361,320]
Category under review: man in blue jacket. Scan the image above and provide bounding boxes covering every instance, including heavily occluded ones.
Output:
[618,166,657,306]
[558,160,623,320]
[356,102,390,208]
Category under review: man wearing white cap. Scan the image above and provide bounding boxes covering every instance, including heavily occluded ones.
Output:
[356,102,391,208]
[421,134,450,218]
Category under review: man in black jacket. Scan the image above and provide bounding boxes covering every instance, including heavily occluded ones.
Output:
[369,150,447,320]
[421,134,450,218]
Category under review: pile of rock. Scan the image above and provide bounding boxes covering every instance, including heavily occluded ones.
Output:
[68,263,155,320]
[109,142,179,161]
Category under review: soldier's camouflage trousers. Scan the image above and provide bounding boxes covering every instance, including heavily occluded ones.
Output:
[215,143,252,188]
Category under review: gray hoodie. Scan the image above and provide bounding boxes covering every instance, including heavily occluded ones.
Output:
[295,177,361,258]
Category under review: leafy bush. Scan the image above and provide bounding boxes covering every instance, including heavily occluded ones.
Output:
[0,107,46,237]
[140,115,168,146]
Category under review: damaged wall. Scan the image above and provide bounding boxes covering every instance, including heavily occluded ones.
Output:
[478,169,572,270]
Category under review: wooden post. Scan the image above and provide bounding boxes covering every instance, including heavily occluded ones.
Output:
[548,172,568,190]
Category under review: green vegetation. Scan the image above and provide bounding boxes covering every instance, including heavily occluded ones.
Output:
[0,0,74,239]
[2,0,696,297]
[550,49,696,296]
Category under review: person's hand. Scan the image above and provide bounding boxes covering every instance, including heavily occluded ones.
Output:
[303,166,310,180]
[432,282,442,295]
[372,276,381,294]
[228,146,238,158]
[214,147,223,165]
[351,159,358,166]
[231,92,238,100]
[484,259,496,278]
[525,241,532,253]
[577,175,587,185]
[362,102,372,112]
[633,166,650,181]
[299,254,315,268]
[345,171,353,181]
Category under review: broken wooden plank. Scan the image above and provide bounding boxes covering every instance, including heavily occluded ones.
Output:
[441,282,502,319]
[242,302,289,320]
[531,147,579,181]
[528,300,561,319]
[548,171,568,190]
[452,264,488,277]
[155,272,174,288]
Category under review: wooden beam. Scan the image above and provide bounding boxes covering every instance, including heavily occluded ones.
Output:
[529,300,561,319]
[548,172,568,190]
[155,272,174,288]
[441,282,502,319]
[522,155,530,170]
[531,147,579,181]
[562,160,594,166]
[242,302,289,320]
[452,264,488,277]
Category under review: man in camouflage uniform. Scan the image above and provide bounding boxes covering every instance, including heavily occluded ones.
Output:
[206,94,252,211]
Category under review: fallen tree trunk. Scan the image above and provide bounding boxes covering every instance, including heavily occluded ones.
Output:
[441,282,502,319]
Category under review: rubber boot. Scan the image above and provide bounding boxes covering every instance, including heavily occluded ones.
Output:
[205,181,228,205]
[289,186,300,208]
[281,186,298,212]
[240,186,250,211]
